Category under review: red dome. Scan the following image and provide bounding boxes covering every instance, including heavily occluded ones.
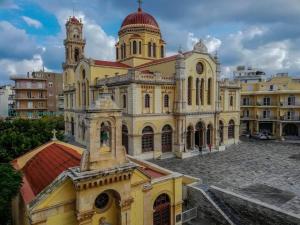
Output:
[121,8,159,29]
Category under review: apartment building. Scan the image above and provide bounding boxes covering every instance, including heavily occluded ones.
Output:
[233,65,266,84]
[10,71,63,119]
[0,85,14,118]
[240,73,300,138]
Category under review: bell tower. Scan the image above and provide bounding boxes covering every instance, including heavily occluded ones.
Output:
[64,16,85,67]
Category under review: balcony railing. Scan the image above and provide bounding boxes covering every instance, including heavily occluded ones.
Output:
[281,115,300,121]
[280,102,300,107]
[13,85,46,90]
[258,115,277,120]
[14,96,48,100]
[182,207,197,223]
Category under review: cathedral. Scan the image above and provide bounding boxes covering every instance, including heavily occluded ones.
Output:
[63,4,240,159]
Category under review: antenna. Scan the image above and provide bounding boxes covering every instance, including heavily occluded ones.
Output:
[72,0,76,16]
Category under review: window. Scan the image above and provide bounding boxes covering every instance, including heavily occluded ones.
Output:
[123,94,127,108]
[263,110,270,119]
[122,125,129,153]
[121,45,124,59]
[28,101,33,109]
[228,120,235,139]
[48,82,53,87]
[100,122,111,147]
[145,94,150,108]
[116,47,119,60]
[263,97,271,106]
[288,96,295,106]
[27,91,31,98]
[133,41,137,54]
[200,79,204,105]
[148,42,152,57]
[123,43,126,58]
[162,125,172,153]
[74,48,79,62]
[188,77,192,105]
[164,95,169,108]
[153,194,170,225]
[139,41,142,54]
[142,126,154,152]
[95,193,109,209]
[242,97,249,106]
[270,85,274,90]
[230,96,234,106]
[161,46,164,58]
[196,78,200,105]
[207,78,212,105]
[153,43,157,58]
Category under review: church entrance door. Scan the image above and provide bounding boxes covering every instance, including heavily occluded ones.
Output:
[153,194,171,225]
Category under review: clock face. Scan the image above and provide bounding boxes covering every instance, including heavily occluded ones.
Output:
[196,62,204,74]
[73,28,79,35]
[95,193,109,209]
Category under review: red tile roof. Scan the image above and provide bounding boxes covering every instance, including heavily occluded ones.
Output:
[94,60,132,68]
[140,167,166,179]
[21,143,81,202]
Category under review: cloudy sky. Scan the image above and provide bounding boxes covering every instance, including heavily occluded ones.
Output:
[1,0,300,84]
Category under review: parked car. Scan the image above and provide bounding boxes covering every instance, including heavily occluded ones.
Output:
[253,131,275,140]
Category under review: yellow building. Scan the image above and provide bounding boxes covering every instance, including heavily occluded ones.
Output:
[63,4,240,159]
[240,74,300,138]
[12,91,198,225]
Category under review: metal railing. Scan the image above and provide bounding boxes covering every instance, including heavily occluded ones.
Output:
[182,207,197,223]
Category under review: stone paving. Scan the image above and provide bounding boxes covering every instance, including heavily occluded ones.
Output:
[151,139,300,215]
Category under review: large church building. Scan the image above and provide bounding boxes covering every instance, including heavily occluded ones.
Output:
[63,4,240,159]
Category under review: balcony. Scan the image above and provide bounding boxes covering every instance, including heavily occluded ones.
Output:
[64,84,76,91]
[240,115,255,120]
[13,85,46,90]
[280,115,300,122]
[258,115,278,121]
[14,96,48,100]
[15,106,47,111]
[256,102,278,107]
[280,102,300,108]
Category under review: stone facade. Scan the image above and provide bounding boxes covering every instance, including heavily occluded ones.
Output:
[63,6,240,159]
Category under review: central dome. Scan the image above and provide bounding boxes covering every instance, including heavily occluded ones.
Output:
[121,8,159,29]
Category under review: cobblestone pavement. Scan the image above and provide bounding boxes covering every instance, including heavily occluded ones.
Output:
[151,139,300,214]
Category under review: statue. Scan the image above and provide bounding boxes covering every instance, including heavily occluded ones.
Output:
[193,39,208,53]
[100,122,111,147]
[99,217,111,225]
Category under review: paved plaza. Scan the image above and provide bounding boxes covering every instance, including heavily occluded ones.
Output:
[151,139,300,214]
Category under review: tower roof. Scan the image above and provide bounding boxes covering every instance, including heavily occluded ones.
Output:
[120,8,159,30]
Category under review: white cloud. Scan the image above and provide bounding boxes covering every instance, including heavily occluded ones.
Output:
[0,54,48,83]
[22,16,43,29]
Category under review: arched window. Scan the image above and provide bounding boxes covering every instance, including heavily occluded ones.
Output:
[133,41,137,54]
[82,82,86,107]
[81,121,86,141]
[153,194,170,225]
[148,42,152,57]
[153,43,157,58]
[164,94,169,108]
[207,78,212,105]
[142,126,154,152]
[196,78,200,105]
[145,94,150,108]
[71,117,74,136]
[161,46,164,58]
[129,42,132,54]
[123,43,126,58]
[116,47,119,60]
[122,125,129,154]
[123,94,127,108]
[228,120,235,139]
[188,76,193,105]
[121,45,124,59]
[100,122,111,147]
[200,79,204,105]
[139,41,142,54]
[230,96,234,106]
[162,125,172,153]
[74,48,79,62]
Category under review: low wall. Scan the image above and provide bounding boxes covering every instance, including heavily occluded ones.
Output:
[187,184,231,225]
[210,186,300,225]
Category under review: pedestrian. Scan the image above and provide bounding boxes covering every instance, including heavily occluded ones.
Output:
[208,144,212,152]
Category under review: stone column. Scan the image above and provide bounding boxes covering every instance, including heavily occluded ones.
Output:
[143,185,153,225]
[223,125,228,145]
[154,132,162,158]
[234,125,239,143]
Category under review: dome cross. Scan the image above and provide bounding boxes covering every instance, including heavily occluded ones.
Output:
[138,0,143,10]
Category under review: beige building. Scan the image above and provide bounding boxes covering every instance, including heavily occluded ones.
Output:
[11,71,63,119]
[63,5,240,159]
[240,73,300,138]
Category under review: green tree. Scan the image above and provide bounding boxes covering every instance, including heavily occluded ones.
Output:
[0,163,22,225]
